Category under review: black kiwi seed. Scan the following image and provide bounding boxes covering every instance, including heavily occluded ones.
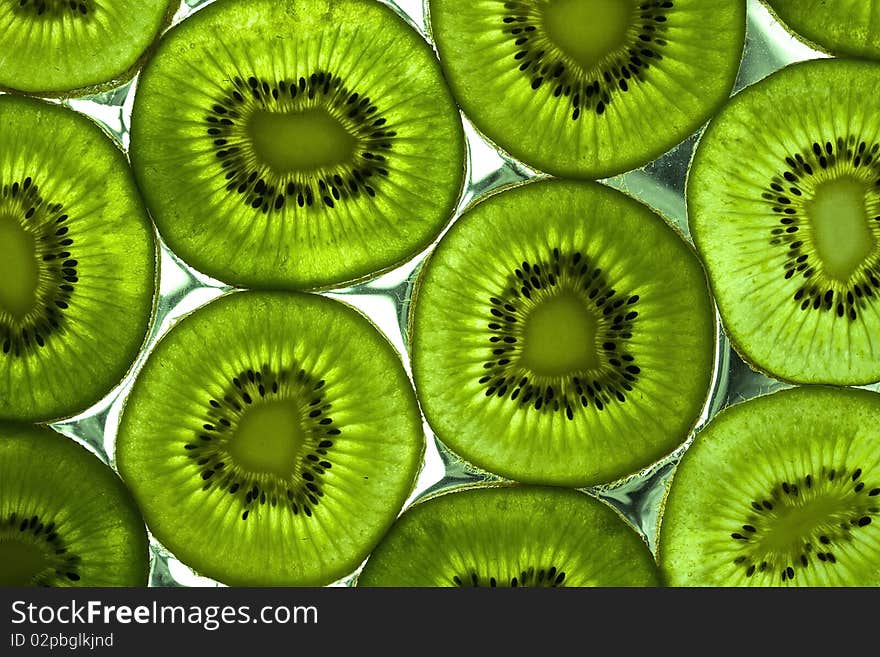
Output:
[183,364,338,520]
[2,512,81,586]
[206,71,392,215]
[0,178,76,357]
[481,249,640,419]
[451,565,566,588]
[14,0,90,17]
[764,135,880,321]
[501,0,673,119]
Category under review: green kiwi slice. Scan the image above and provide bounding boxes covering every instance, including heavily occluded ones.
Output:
[658,386,880,587]
[0,423,149,586]
[426,0,745,179]
[410,179,716,487]
[116,290,425,586]
[0,94,157,422]
[130,0,466,291]
[357,484,660,587]
[0,1,178,96]
[688,58,880,385]
[763,1,880,60]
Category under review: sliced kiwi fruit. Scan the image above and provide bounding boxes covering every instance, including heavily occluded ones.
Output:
[658,386,880,587]
[116,290,425,586]
[410,179,716,487]
[0,0,178,96]
[357,484,660,587]
[763,1,880,61]
[426,0,745,179]
[0,94,157,422]
[0,423,149,586]
[130,0,466,291]
[688,58,880,385]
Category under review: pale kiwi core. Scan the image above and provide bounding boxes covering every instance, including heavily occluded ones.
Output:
[227,400,305,478]
[247,108,357,173]
[0,539,47,586]
[520,292,599,375]
[0,212,39,319]
[541,0,633,69]
[805,176,876,281]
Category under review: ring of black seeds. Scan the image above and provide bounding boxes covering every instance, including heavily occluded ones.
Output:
[501,0,673,118]
[481,248,641,420]
[0,177,76,357]
[451,565,566,588]
[730,466,879,582]
[763,136,880,320]
[1,512,82,585]
[13,0,90,17]
[206,71,394,214]
[184,364,340,521]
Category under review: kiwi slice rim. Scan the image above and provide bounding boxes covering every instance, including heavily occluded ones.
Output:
[657,385,880,587]
[129,0,467,292]
[408,177,719,488]
[0,93,159,423]
[425,0,747,180]
[0,422,151,587]
[357,482,661,587]
[760,0,880,62]
[0,0,181,98]
[687,57,880,386]
[115,288,426,587]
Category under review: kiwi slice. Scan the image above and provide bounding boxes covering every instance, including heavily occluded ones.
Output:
[357,484,659,587]
[0,423,149,586]
[688,58,880,385]
[0,1,178,96]
[426,0,745,179]
[410,179,716,487]
[658,385,880,587]
[0,94,156,422]
[763,1,880,61]
[130,0,466,291]
[116,290,425,586]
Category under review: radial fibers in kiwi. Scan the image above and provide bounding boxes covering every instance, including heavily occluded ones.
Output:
[427,0,745,178]
[0,424,149,587]
[410,179,716,487]
[357,484,660,587]
[130,0,466,291]
[659,386,880,587]
[688,58,880,385]
[0,95,157,423]
[116,290,425,586]
[0,0,179,96]
[763,1,880,61]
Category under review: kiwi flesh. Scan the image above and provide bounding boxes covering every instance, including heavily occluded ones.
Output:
[0,0,179,96]
[130,0,466,291]
[426,0,745,179]
[658,386,880,587]
[0,94,157,422]
[410,179,716,487]
[116,290,425,586]
[688,58,880,385]
[357,484,660,587]
[763,1,880,61]
[0,423,149,586]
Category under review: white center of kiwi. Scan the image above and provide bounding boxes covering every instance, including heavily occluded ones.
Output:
[519,292,599,375]
[0,212,39,320]
[0,538,49,586]
[227,400,304,478]
[805,176,876,282]
[541,0,633,70]
[247,108,358,174]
